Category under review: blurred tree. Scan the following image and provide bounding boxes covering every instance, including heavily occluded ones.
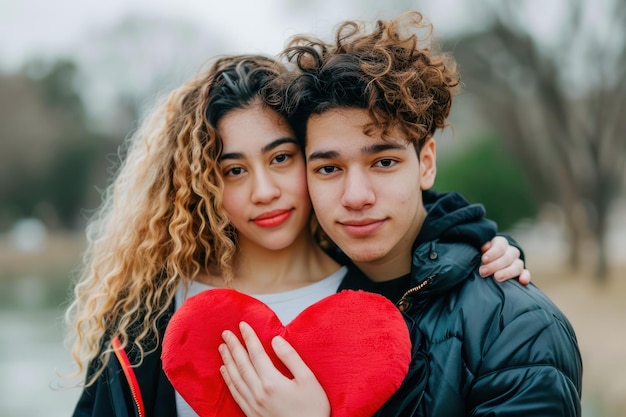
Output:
[449,0,626,282]
[0,14,227,232]
[435,134,539,232]
[25,59,86,130]
[0,71,65,191]
[0,60,119,231]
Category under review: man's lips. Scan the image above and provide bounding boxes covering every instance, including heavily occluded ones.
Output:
[339,219,386,236]
[252,209,292,228]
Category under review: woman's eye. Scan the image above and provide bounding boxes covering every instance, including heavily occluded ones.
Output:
[375,159,396,168]
[225,166,245,176]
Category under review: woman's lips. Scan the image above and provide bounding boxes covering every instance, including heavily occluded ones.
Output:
[253,209,292,228]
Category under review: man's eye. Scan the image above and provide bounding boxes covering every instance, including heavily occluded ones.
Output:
[375,159,396,168]
[317,166,338,175]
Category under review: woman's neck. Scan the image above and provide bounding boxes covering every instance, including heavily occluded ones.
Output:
[208,230,340,294]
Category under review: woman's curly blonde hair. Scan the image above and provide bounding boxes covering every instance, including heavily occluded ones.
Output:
[278,10,461,150]
[64,54,287,385]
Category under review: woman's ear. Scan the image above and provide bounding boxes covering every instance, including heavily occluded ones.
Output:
[419,137,436,190]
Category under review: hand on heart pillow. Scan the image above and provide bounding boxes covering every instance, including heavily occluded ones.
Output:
[162,289,411,417]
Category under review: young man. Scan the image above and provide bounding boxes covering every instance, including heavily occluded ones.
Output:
[281,11,583,416]
[217,11,581,417]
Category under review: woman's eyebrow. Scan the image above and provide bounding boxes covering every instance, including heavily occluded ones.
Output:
[219,151,245,162]
[219,137,297,162]
[261,137,298,154]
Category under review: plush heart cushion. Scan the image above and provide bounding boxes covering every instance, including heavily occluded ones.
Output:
[162,288,411,417]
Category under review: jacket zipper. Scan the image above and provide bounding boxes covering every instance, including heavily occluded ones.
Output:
[112,336,146,417]
[396,274,435,312]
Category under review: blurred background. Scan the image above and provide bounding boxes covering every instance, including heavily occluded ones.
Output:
[0,0,624,415]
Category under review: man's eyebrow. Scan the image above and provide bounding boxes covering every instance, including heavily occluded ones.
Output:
[219,137,297,162]
[307,142,407,162]
[307,150,340,162]
[362,142,407,154]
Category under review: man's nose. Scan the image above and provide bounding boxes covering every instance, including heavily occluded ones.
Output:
[340,169,375,209]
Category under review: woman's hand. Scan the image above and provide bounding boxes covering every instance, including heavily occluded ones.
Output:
[219,321,331,417]
[480,236,531,285]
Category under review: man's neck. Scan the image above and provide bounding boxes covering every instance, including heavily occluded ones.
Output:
[353,250,412,282]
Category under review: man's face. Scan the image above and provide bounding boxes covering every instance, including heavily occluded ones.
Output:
[305,107,436,281]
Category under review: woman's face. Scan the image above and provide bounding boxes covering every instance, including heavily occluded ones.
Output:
[218,103,311,252]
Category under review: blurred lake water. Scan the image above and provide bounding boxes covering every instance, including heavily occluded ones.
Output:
[0,222,84,416]
[0,309,81,416]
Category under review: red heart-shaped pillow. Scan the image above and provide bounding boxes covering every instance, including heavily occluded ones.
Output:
[162,289,411,417]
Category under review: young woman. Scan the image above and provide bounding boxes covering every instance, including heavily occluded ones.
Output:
[65,54,528,417]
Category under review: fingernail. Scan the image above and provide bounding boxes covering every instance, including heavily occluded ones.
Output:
[272,336,285,347]
[479,267,486,276]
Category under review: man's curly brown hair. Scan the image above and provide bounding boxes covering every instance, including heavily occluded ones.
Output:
[276,11,461,151]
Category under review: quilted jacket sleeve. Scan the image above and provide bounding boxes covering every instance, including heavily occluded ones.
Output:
[466,282,582,416]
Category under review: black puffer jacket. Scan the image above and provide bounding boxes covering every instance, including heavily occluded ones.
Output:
[339,191,583,416]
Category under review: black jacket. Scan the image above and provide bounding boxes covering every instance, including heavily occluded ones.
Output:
[72,308,176,417]
[338,191,583,416]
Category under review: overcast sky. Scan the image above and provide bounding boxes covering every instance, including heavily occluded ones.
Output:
[1,0,599,72]
[1,0,481,121]
[0,0,486,70]
[0,0,285,68]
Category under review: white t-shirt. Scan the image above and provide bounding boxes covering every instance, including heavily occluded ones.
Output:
[174,266,348,417]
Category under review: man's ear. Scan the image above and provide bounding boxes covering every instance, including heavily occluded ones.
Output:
[419,138,436,190]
